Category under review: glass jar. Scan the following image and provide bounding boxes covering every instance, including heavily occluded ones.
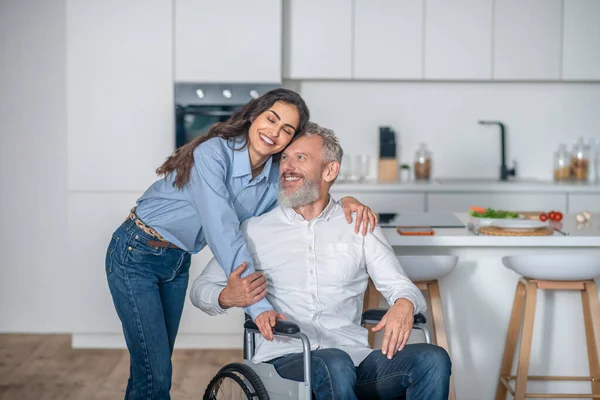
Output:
[553,144,571,182]
[414,143,432,181]
[571,137,590,182]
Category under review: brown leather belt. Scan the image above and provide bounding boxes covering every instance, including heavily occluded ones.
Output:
[147,240,179,249]
[128,208,179,249]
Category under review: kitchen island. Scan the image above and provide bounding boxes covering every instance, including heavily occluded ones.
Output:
[380,213,600,400]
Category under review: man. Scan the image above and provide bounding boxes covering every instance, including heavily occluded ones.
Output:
[190,122,451,399]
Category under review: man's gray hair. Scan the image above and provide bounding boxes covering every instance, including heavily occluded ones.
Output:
[302,121,344,164]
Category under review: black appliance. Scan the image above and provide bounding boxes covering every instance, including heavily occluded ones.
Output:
[175,83,280,148]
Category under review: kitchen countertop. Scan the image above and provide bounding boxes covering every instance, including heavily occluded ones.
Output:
[331,180,600,193]
[383,213,600,247]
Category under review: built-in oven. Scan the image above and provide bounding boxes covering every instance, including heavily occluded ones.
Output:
[174,83,280,148]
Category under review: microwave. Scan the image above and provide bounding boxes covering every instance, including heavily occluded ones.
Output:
[174,83,280,148]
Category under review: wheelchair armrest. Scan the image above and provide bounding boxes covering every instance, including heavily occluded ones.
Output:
[361,308,427,325]
[244,318,301,335]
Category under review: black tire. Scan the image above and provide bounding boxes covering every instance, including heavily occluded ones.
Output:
[203,362,269,400]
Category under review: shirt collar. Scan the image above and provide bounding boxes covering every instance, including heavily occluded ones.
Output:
[281,196,339,223]
[231,139,274,183]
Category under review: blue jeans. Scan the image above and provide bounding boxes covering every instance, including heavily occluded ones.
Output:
[268,344,451,400]
[105,217,191,400]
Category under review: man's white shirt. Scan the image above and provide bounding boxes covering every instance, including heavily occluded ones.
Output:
[190,197,426,366]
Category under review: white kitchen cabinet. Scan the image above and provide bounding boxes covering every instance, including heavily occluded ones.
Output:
[178,247,246,336]
[175,0,282,83]
[283,0,352,79]
[562,0,600,81]
[68,193,243,336]
[568,194,600,213]
[68,193,142,333]
[427,193,568,213]
[353,0,423,80]
[424,0,492,80]
[329,191,426,214]
[493,0,562,80]
[67,0,174,192]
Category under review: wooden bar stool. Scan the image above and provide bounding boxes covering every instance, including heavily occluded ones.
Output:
[363,255,458,400]
[497,254,600,400]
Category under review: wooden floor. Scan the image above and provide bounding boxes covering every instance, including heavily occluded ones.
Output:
[0,334,242,400]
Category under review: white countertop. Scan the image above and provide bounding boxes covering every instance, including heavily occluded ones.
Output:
[332,180,600,193]
[383,213,600,247]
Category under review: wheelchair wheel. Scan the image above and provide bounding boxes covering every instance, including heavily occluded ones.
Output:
[203,362,269,400]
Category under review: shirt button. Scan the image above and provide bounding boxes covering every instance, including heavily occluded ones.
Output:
[128,246,133,251]
[135,235,139,240]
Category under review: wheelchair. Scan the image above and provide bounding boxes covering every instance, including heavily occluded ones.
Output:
[203,309,431,400]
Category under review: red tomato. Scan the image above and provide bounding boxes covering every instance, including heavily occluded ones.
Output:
[539,213,548,222]
[548,211,556,220]
[555,211,563,221]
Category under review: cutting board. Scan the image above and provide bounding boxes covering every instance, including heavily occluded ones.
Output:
[379,213,465,228]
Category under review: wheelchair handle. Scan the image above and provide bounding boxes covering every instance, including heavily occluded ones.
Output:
[244,321,313,400]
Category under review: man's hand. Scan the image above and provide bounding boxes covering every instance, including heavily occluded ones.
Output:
[254,310,287,341]
[218,262,267,309]
[340,196,378,236]
[372,298,415,359]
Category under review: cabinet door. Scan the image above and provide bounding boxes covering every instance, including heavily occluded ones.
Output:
[493,0,562,80]
[563,0,600,80]
[283,0,352,79]
[178,247,245,335]
[67,0,173,192]
[67,192,252,336]
[175,0,282,83]
[354,0,423,80]
[68,193,142,333]
[424,0,492,80]
[329,191,426,214]
[568,194,600,213]
[428,193,567,213]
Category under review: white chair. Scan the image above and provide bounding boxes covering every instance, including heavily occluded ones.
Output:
[497,254,600,400]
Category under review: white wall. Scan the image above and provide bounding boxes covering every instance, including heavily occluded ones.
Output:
[0,0,69,331]
[297,81,600,181]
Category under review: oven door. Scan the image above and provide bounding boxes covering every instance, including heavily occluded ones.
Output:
[175,105,240,148]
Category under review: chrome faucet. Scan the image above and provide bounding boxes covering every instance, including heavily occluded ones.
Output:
[478,120,516,181]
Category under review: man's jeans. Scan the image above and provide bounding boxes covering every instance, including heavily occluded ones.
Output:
[105,218,191,400]
[268,344,451,400]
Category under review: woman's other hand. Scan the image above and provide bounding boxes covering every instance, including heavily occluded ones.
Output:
[340,196,378,236]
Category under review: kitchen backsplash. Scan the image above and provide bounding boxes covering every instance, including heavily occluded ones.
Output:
[294,81,600,181]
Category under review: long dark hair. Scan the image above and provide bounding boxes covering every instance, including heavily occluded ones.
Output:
[157,88,310,189]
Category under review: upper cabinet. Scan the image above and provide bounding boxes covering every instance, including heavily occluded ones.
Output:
[175,0,282,83]
[353,0,423,80]
[562,0,600,81]
[424,0,492,80]
[493,0,562,80]
[67,0,174,192]
[283,0,352,79]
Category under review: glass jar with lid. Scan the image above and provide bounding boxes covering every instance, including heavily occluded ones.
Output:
[553,144,571,182]
[571,137,590,182]
[414,143,432,181]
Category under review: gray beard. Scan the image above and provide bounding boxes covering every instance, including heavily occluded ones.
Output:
[278,178,320,208]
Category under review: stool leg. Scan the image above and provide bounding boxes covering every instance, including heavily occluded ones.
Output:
[496,281,527,400]
[364,278,381,348]
[514,280,538,400]
[428,280,456,400]
[583,281,600,395]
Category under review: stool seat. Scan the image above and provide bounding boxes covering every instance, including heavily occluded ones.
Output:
[503,254,600,281]
[397,255,459,281]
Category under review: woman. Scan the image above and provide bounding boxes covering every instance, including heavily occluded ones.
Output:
[105,88,377,399]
